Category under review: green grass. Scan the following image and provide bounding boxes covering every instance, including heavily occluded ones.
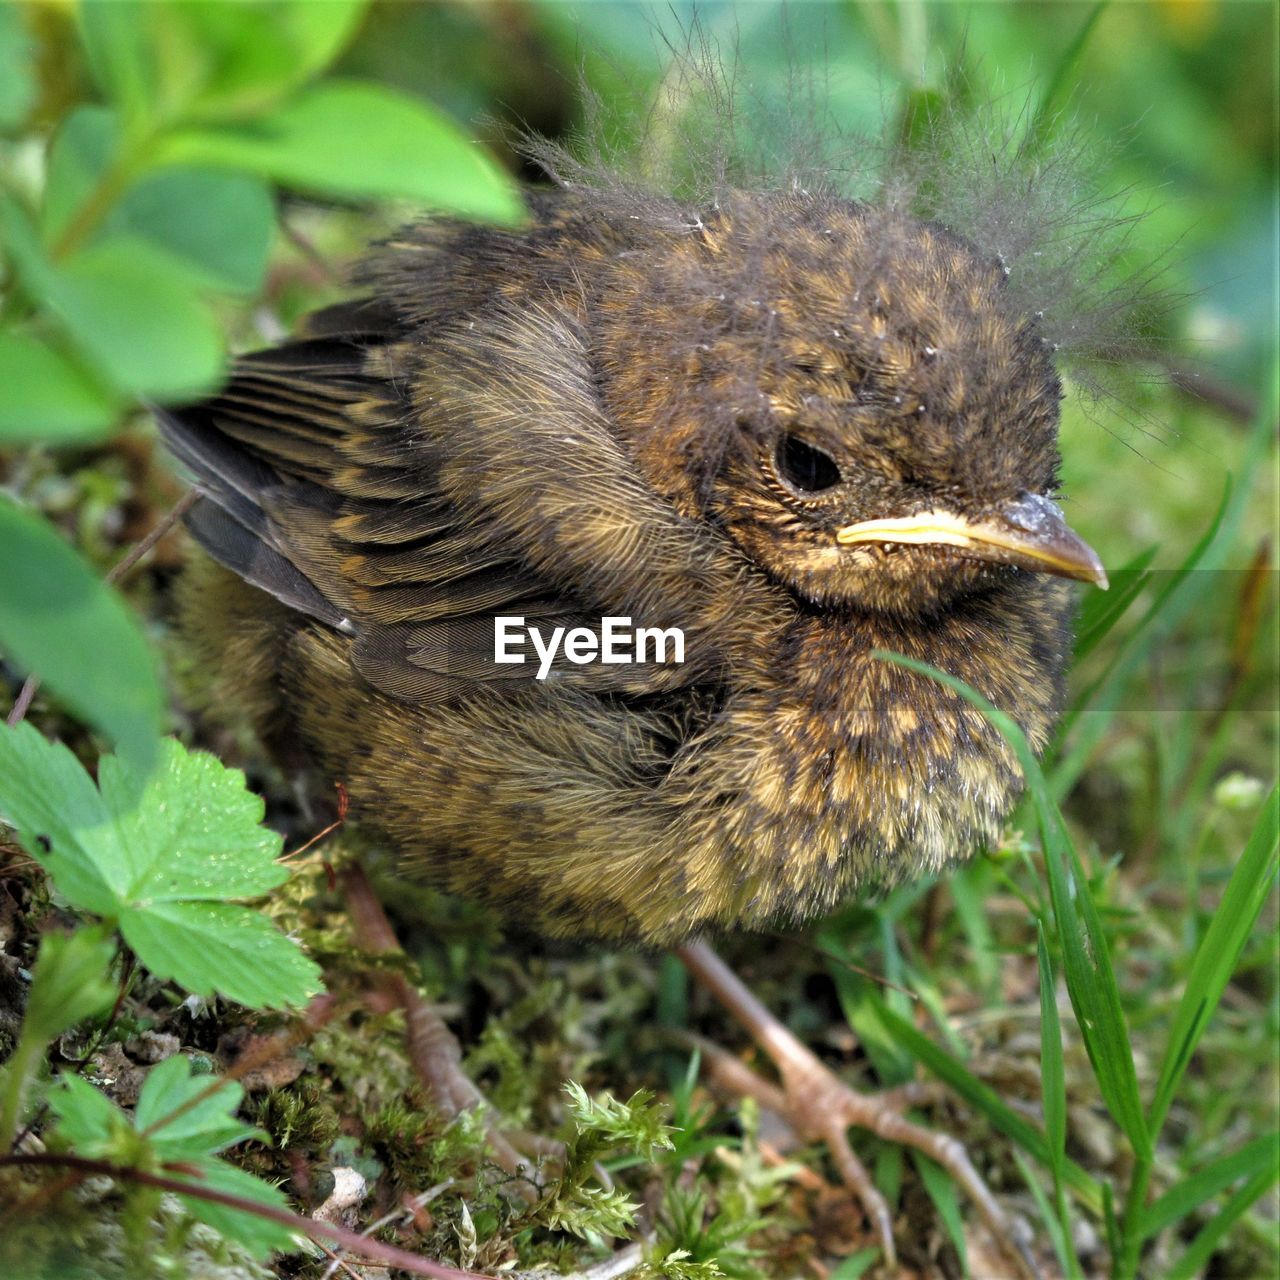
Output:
[1,2,1276,1277]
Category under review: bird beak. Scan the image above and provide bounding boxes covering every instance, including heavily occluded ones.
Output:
[835,492,1108,589]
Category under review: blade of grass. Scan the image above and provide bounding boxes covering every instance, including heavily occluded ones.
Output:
[1143,1132,1279,1240]
[874,999,1102,1211]
[949,862,1000,997]
[1059,480,1230,744]
[829,1247,881,1280]
[913,1149,968,1275]
[1059,370,1278,791]
[1073,545,1157,661]
[1147,785,1279,1136]
[1025,1,1108,155]
[1165,1164,1277,1280]
[1014,1151,1083,1280]
[903,960,969,1059]
[1037,925,1069,1228]
[875,650,1152,1166]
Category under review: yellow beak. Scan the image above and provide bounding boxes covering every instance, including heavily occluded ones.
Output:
[835,492,1108,589]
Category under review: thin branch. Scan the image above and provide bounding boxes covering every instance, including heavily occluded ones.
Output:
[0,1151,491,1280]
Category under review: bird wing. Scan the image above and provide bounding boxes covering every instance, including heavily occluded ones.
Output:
[157,301,710,704]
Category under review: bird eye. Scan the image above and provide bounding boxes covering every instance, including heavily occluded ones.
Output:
[776,434,842,493]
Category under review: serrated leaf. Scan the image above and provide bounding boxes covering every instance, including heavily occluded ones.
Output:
[47,1057,295,1258]
[97,744,286,901]
[46,1073,132,1158]
[171,1156,296,1256]
[135,1056,261,1158]
[121,899,320,1009]
[162,79,524,223]
[0,331,121,443]
[0,727,322,1010]
[0,500,164,762]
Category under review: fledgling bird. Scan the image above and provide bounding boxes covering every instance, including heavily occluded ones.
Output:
[159,90,1127,1274]
[164,187,1104,942]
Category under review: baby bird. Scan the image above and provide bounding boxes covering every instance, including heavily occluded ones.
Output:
[161,185,1106,1273]
[164,188,1102,938]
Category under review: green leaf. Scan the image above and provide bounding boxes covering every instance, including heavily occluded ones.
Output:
[162,80,524,222]
[273,0,370,82]
[0,727,323,1009]
[21,926,119,1047]
[97,745,287,901]
[0,925,118,1150]
[170,1155,296,1256]
[120,900,322,1010]
[0,332,122,442]
[47,1056,295,1257]
[874,999,1102,1210]
[1072,544,1157,661]
[3,194,225,400]
[1148,786,1279,1135]
[828,1249,881,1280]
[43,107,275,293]
[1059,481,1230,743]
[77,0,156,127]
[1037,925,1068,1198]
[0,497,163,760]
[1013,1151,1081,1280]
[1143,1133,1280,1240]
[45,238,226,399]
[0,4,37,130]
[1035,922,1084,1277]
[46,1072,132,1159]
[0,726,121,915]
[40,106,121,242]
[913,1151,967,1274]
[1166,1163,1278,1280]
[155,0,370,121]
[875,650,1153,1164]
[135,1055,262,1158]
[108,168,275,293]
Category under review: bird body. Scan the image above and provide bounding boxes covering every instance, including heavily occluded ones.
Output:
[165,187,1099,943]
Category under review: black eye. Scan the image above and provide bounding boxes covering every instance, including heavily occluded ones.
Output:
[776,434,842,493]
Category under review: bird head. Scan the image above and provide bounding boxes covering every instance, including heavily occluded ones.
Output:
[597,191,1107,618]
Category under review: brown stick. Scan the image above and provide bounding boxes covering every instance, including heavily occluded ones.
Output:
[338,862,536,1180]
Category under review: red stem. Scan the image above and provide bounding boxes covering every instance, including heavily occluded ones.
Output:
[0,1151,491,1280]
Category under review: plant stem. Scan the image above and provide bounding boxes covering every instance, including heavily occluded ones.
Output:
[0,1026,44,1152]
[0,1151,491,1279]
[1116,1156,1153,1280]
[50,136,152,262]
